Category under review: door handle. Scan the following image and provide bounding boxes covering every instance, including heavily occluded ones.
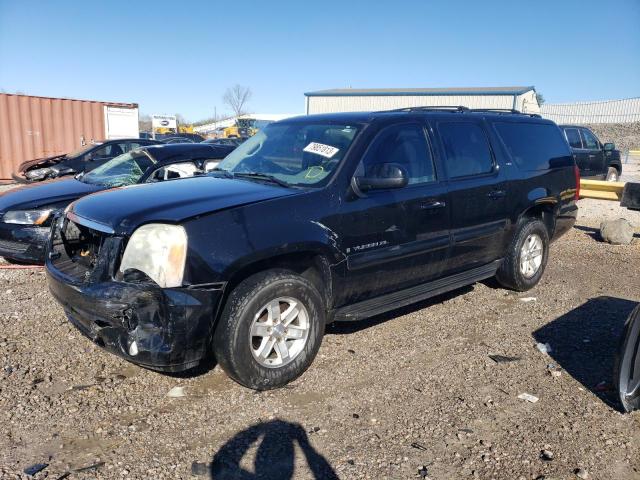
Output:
[419,200,446,210]
[487,190,506,199]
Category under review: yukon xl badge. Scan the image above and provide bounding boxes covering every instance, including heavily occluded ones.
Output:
[346,240,388,254]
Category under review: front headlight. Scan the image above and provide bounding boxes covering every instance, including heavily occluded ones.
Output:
[119,223,187,288]
[3,209,52,225]
[25,167,53,180]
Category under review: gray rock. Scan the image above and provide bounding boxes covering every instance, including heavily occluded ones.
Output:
[574,467,589,479]
[600,218,634,245]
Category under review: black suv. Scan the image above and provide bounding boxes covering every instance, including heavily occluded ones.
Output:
[46,109,578,390]
[560,125,622,181]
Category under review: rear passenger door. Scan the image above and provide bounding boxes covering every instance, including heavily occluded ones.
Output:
[580,128,606,178]
[563,128,588,175]
[436,120,509,273]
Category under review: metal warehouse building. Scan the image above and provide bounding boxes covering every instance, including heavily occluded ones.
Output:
[304,86,540,115]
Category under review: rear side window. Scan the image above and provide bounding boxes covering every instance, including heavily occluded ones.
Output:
[564,128,582,149]
[494,122,573,171]
[438,122,493,178]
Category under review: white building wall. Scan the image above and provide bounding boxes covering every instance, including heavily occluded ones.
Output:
[541,97,640,124]
[307,92,540,114]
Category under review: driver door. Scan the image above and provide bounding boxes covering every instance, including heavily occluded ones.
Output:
[337,122,450,305]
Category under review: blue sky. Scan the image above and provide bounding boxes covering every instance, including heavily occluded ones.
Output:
[1,0,638,121]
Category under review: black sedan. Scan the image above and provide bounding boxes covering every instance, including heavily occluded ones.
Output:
[0,143,234,264]
[13,138,161,183]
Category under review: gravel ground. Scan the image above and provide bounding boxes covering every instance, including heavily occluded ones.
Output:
[0,198,639,479]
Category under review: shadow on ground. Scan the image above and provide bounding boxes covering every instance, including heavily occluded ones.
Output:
[533,296,637,411]
[208,419,339,479]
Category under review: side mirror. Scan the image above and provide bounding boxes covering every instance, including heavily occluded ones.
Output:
[355,163,409,191]
[604,142,615,151]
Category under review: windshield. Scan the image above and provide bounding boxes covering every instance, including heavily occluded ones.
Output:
[215,122,359,187]
[66,143,101,159]
[81,151,154,187]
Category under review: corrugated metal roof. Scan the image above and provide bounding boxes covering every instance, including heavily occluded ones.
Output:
[305,86,535,97]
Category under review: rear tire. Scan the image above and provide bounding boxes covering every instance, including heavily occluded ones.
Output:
[606,167,619,182]
[213,269,325,390]
[496,218,549,291]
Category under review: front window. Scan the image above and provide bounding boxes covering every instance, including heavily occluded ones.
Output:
[215,122,360,187]
[581,129,599,149]
[81,151,154,187]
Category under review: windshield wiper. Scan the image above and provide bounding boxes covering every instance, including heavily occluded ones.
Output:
[232,172,290,188]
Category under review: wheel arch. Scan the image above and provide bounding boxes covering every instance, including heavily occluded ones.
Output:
[215,250,335,328]
[518,202,557,238]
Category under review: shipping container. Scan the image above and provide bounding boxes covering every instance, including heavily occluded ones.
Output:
[0,93,139,180]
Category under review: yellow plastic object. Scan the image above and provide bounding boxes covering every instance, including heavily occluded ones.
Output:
[579,179,625,201]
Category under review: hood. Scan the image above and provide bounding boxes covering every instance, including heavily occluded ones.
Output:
[69,176,300,235]
[0,177,104,213]
[17,154,67,173]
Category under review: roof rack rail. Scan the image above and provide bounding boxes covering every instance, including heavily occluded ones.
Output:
[379,105,470,113]
[466,108,542,117]
[378,106,542,118]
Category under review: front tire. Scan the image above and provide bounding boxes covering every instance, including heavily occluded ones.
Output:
[213,269,325,390]
[496,218,549,291]
[606,167,619,182]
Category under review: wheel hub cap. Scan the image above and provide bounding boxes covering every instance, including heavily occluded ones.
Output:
[520,233,543,278]
[249,296,310,368]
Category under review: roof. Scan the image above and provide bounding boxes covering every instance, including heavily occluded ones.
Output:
[280,109,548,125]
[305,86,535,97]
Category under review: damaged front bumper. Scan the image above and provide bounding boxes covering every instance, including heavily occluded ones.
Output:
[47,265,224,372]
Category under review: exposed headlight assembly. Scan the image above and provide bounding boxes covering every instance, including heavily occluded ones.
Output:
[25,167,53,180]
[119,224,187,288]
[3,209,52,225]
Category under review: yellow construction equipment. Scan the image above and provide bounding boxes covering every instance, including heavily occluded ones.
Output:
[223,118,257,139]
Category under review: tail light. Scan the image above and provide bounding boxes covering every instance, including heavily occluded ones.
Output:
[574,164,581,200]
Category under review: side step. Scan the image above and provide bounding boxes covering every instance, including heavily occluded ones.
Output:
[333,260,502,321]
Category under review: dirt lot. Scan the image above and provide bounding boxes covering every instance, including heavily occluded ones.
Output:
[0,199,639,480]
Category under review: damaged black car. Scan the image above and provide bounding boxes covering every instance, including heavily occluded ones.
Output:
[13,138,160,183]
[46,110,578,390]
[0,143,234,264]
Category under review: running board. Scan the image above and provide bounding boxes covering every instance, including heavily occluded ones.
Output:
[333,260,502,322]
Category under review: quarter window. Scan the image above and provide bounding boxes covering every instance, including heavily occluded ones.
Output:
[357,124,436,186]
[438,122,493,177]
[495,122,573,171]
[564,128,582,149]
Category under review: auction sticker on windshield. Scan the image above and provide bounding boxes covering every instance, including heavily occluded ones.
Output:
[303,142,340,159]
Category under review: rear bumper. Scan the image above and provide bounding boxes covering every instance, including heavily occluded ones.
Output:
[0,223,49,264]
[46,264,225,372]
